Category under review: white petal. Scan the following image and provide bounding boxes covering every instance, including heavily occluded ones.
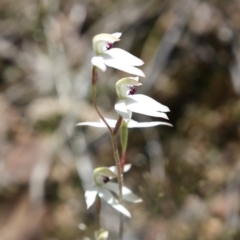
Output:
[122,186,142,203]
[98,187,116,204]
[111,32,122,39]
[104,48,144,66]
[129,106,169,119]
[100,118,118,128]
[124,95,170,119]
[126,94,170,112]
[105,182,142,203]
[85,186,98,208]
[98,188,131,217]
[115,100,132,120]
[123,164,132,172]
[112,203,131,218]
[108,164,131,174]
[76,118,118,128]
[77,119,172,129]
[127,119,173,128]
[103,58,145,77]
[91,56,107,71]
[76,121,107,128]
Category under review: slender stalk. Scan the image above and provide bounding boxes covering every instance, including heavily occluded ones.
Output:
[111,134,123,200]
[119,213,124,240]
[96,195,101,229]
[91,67,124,239]
[112,116,124,198]
[113,116,123,135]
[91,68,112,134]
[112,116,124,240]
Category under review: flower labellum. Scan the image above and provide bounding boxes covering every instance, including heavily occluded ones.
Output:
[91,33,145,77]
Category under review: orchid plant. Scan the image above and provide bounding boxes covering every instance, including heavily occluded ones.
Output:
[77,32,172,239]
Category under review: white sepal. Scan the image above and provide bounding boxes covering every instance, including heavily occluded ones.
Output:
[98,187,131,217]
[84,186,98,209]
[76,118,117,128]
[91,56,106,71]
[128,106,169,119]
[104,48,144,66]
[76,121,107,128]
[105,182,143,203]
[108,164,132,174]
[126,94,170,112]
[127,120,173,128]
[115,100,132,120]
[76,118,172,129]
[103,58,145,77]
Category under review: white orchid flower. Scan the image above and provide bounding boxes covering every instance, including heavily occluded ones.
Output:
[76,117,172,128]
[114,77,171,121]
[91,33,145,77]
[85,164,142,218]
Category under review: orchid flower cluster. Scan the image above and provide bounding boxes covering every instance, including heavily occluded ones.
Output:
[77,32,172,239]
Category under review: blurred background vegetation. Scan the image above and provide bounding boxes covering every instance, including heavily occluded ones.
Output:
[0,0,240,239]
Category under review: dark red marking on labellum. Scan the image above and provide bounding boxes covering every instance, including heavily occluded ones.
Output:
[106,42,113,50]
[102,176,110,183]
[128,86,136,95]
